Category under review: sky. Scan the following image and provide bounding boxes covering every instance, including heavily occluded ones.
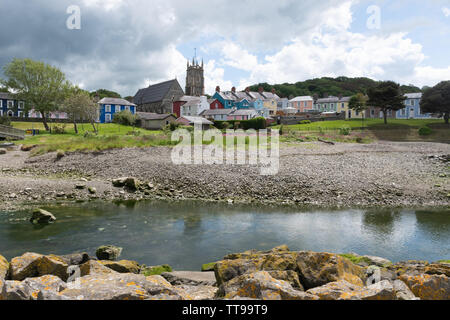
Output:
[0,0,449,97]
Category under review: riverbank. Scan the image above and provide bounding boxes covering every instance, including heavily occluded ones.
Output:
[0,141,449,211]
[1,246,449,300]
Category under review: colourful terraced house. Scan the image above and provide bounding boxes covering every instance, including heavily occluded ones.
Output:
[395,93,433,119]
[98,97,136,123]
[0,92,26,118]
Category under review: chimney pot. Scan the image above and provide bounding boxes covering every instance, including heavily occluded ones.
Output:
[216,86,220,92]
[232,87,236,93]
[258,87,264,93]
[245,87,250,93]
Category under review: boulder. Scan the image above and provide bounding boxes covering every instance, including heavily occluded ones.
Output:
[296,251,365,289]
[361,255,392,267]
[22,275,68,300]
[95,245,122,261]
[214,258,263,286]
[161,271,216,286]
[29,209,56,224]
[112,177,128,187]
[174,285,218,300]
[99,260,141,274]
[0,148,6,155]
[79,260,118,277]
[88,187,97,194]
[392,280,419,300]
[59,273,183,300]
[388,260,429,277]
[60,252,91,266]
[424,263,450,277]
[400,274,450,300]
[112,177,140,190]
[266,270,303,290]
[9,253,69,281]
[306,280,396,300]
[0,254,8,280]
[216,271,318,300]
[2,281,33,300]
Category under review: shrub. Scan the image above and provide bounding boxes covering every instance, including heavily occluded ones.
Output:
[418,126,432,136]
[52,124,66,134]
[141,264,173,276]
[339,127,351,136]
[0,115,11,126]
[299,120,311,124]
[113,110,138,126]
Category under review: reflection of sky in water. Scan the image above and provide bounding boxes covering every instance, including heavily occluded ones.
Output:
[0,201,448,270]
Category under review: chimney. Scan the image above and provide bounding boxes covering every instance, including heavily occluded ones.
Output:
[231,87,236,93]
[245,87,250,93]
[258,87,264,93]
[215,86,220,92]
[271,88,276,94]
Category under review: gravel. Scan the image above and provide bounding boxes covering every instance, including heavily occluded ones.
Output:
[0,141,449,211]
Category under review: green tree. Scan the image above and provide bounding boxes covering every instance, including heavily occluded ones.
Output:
[90,89,121,100]
[421,81,450,124]
[367,81,406,124]
[349,93,368,127]
[62,88,98,133]
[2,58,70,131]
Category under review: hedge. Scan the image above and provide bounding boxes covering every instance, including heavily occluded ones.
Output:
[213,117,267,130]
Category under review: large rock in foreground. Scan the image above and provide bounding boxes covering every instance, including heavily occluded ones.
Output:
[306,280,397,300]
[59,273,183,300]
[400,274,450,300]
[216,271,318,300]
[99,260,141,274]
[9,253,69,281]
[1,275,68,300]
[296,251,366,289]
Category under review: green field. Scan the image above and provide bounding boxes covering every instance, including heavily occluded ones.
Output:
[275,119,445,131]
[11,122,173,154]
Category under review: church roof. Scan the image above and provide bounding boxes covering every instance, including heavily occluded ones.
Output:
[134,79,181,104]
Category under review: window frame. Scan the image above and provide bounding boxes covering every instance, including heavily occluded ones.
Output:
[105,105,111,113]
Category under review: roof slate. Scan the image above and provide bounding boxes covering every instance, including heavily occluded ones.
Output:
[134,79,180,104]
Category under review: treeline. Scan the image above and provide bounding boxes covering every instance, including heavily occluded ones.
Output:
[248,76,422,99]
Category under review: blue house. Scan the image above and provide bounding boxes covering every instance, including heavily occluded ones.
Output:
[395,93,433,119]
[0,92,26,118]
[212,87,270,117]
[98,97,136,123]
[212,90,236,109]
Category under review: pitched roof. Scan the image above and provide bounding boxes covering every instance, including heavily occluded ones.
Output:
[98,97,135,106]
[179,116,213,125]
[0,92,15,100]
[177,95,200,102]
[200,109,233,116]
[137,112,174,120]
[230,109,258,116]
[405,93,422,99]
[290,96,313,102]
[134,79,180,104]
[182,99,201,108]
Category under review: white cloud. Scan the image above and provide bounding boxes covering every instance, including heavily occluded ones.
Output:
[443,7,450,17]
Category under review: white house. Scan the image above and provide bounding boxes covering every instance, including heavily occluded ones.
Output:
[180,96,210,117]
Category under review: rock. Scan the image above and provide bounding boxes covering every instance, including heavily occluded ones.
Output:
[365,265,396,285]
[60,252,90,266]
[425,263,450,277]
[0,148,6,155]
[393,280,419,300]
[0,254,8,281]
[29,209,56,224]
[400,274,450,300]
[112,177,140,190]
[174,285,218,300]
[296,251,365,289]
[88,187,97,194]
[79,260,118,277]
[21,145,37,152]
[266,270,304,290]
[59,273,183,300]
[95,245,122,261]
[22,275,68,300]
[112,177,128,187]
[201,262,217,272]
[388,260,429,277]
[2,280,33,300]
[161,271,217,286]
[99,260,141,274]
[214,258,263,286]
[75,184,86,190]
[306,280,396,300]
[361,255,392,267]
[216,271,318,300]
[9,253,69,281]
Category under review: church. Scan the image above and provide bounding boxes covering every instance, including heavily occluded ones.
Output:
[133,56,205,115]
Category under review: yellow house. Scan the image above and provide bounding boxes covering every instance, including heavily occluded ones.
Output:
[263,98,278,115]
[337,97,364,119]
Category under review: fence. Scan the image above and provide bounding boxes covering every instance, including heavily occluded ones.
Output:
[0,124,25,140]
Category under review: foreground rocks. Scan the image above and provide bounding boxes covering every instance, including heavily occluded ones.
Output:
[0,247,449,300]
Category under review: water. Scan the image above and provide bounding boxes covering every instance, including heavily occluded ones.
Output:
[0,201,449,270]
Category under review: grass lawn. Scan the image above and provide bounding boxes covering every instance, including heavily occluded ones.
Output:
[11,122,173,154]
[275,118,445,131]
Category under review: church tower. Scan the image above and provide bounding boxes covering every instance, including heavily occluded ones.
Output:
[185,56,204,96]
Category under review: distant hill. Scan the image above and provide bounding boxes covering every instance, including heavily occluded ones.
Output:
[89,89,122,99]
[248,77,422,99]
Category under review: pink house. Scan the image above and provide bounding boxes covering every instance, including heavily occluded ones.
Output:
[289,96,314,113]
[28,109,68,120]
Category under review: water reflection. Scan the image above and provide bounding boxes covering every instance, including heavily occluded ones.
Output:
[0,201,448,270]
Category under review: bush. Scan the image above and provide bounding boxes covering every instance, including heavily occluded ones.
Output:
[0,115,11,126]
[339,127,351,136]
[279,125,285,136]
[418,127,432,136]
[299,120,311,124]
[113,110,138,126]
[52,124,66,134]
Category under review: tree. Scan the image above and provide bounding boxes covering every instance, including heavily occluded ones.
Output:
[421,81,450,124]
[90,89,121,100]
[62,88,98,133]
[349,93,368,128]
[367,81,406,124]
[2,58,70,131]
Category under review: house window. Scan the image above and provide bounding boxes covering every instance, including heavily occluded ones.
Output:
[371,109,375,116]
[105,114,112,123]
[115,105,121,113]
[18,111,22,117]
[105,105,111,112]
[7,110,14,116]
[125,106,130,111]
[7,100,14,109]
[18,101,25,109]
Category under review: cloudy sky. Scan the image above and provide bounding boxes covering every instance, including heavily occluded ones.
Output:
[0,0,449,97]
